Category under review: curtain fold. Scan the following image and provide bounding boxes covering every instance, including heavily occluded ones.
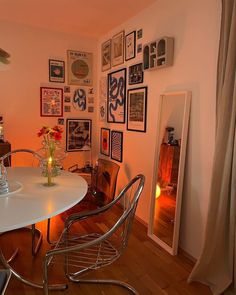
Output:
[188,0,236,294]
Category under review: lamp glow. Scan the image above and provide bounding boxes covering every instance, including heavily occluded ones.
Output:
[155,184,161,198]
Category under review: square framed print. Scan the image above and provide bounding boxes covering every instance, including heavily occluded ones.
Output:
[67,50,93,86]
[111,130,123,162]
[66,118,92,152]
[129,63,143,85]
[100,128,110,156]
[127,87,147,132]
[125,31,136,61]
[101,39,111,71]
[111,31,124,67]
[107,68,126,123]
[49,59,65,83]
[40,87,63,117]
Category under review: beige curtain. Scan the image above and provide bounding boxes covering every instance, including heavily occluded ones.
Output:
[188,0,236,294]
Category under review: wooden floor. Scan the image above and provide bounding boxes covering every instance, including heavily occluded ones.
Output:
[0,206,212,295]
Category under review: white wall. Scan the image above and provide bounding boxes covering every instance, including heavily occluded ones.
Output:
[97,0,221,257]
[0,21,97,168]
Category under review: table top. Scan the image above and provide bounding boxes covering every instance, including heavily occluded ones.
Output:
[0,167,88,232]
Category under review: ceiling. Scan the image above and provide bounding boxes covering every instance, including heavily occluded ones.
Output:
[0,0,157,38]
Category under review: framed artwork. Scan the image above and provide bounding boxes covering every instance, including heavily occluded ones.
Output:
[101,39,111,71]
[99,100,106,122]
[100,128,110,156]
[40,87,63,117]
[129,63,143,85]
[111,31,124,67]
[111,130,123,162]
[127,87,147,132]
[107,68,126,123]
[67,50,93,86]
[137,44,142,54]
[66,118,92,152]
[49,59,65,83]
[125,31,136,61]
[72,88,87,111]
[137,29,143,39]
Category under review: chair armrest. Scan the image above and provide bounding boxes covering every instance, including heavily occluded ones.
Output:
[0,269,11,295]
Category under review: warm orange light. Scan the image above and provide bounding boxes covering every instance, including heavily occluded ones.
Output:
[155,184,161,198]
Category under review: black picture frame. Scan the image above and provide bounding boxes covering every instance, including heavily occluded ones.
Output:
[111,130,123,162]
[40,87,63,117]
[107,68,126,123]
[127,86,147,132]
[49,59,65,83]
[128,63,143,85]
[66,118,92,152]
[100,128,110,156]
[125,31,136,61]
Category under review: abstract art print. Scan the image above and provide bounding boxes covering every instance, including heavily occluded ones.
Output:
[40,87,63,117]
[49,59,65,83]
[107,68,126,123]
[101,39,111,71]
[100,128,110,156]
[125,31,136,61]
[111,31,124,67]
[111,130,123,162]
[128,63,143,85]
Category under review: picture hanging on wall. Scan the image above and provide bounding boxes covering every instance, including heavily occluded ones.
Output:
[67,50,93,86]
[125,31,136,61]
[49,59,65,83]
[99,100,106,122]
[111,130,123,162]
[129,63,143,85]
[101,39,111,71]
[40,87,63,117]
[72,88,87,111]
[107,68,126,123]
[66,118,92,152]
[100,128,110,156]
[111,31,124,67]
[127,86,147,132]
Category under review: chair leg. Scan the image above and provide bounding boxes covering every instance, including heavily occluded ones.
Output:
[31,224,43,256]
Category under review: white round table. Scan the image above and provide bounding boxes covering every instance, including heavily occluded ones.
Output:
[0,167,88,232]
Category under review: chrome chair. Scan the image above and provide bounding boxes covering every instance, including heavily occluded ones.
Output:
[0,149,43,256]
[0,269,11,295]
[43,174,145,295]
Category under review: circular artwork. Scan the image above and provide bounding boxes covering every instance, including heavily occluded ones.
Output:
[71,60,89,79]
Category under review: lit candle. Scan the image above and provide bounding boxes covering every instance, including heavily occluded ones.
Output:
[47,156,52,186]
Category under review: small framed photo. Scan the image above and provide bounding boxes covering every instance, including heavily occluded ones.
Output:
[64,86,70,93]
[101,39,111,71]
[40,87,63,117]
[100,128,110,156]
[137,29,143,39]
[127,87,147,132]
[58,118,64,125]
[64,96,71,103]
[111,31,124,67]
[66,118,92,152]
[129,63,143,85]
[111,130,123,162]
[125,31,136,61]
[49,59,65,83]
[64,105,71,112]
[137,43,142,54]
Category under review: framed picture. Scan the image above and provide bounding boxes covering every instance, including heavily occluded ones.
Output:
[111,130,123,162]
[111,31,124,67]
[127,87,147,132]
[129,63,143,85]
[40,87,63,117]
[125,31,136,61]
[100,128,110,156]
[72,88,87,111]
[137,29,143,39]
[49,59,65,83]
[101,39,111,71]
[67,50,93,86]
[66,118,92,152]
[107,68,126,123]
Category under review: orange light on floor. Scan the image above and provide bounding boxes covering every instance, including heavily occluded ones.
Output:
[155,184,161,198]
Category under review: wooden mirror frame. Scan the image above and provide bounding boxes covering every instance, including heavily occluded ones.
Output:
[148,91,191,255]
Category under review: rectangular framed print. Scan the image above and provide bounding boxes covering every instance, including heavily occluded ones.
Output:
[101,39,111,71]
[128,63,143,85]
[127,87,147,132]
[100,128,110,156]
[125,31,136,61]
[111,31,124,67]
[40,87,63,117]
[107,68,126,123]
[111,130,123,162]
[49,59,65,83]
[66,118,92,152]
[67,50,93,86]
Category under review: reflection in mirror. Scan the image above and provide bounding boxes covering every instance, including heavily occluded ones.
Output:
[148,91,191,255]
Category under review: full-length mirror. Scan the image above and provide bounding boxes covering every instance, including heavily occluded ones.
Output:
[148,91,191,255]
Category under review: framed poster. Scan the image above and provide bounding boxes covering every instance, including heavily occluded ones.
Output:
[125,31,136,61]
[101,39,111,71]
[49,59,65,83]
[67,50,93,86]
[66,118,92,152]
[111,31,124,67]
[107,68,126,123]
[100,128,110,156]
[72,88,87,111]
[127,87,147,132]
[40,87,63,117]
[129,63,143,85]
[111,130,123,162]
